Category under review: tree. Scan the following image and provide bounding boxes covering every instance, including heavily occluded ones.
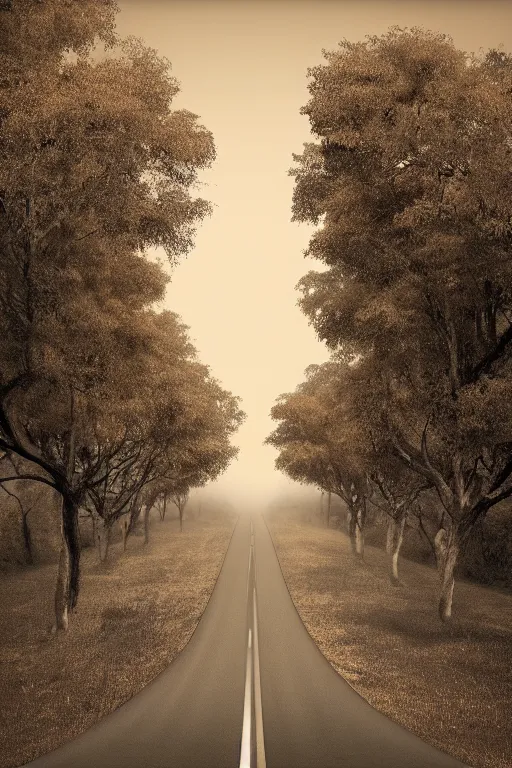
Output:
[368,455,428,585]
[83,307,244,555]
[266,361,371,557]
[0,1,216,629]
[157,493,167,522]
[290,27,512,620]
[171,489,189,533]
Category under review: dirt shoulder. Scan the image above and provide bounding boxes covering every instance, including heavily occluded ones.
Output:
[0,514,236,768]
[267,517,512,768]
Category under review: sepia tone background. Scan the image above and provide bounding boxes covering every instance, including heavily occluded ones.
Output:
[116,0,512,507]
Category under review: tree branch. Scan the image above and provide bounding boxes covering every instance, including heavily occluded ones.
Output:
[0,474,56,489]
[468,323,512,383]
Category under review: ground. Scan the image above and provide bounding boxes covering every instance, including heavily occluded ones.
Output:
[0,513,235,768]
[266,516,512,768]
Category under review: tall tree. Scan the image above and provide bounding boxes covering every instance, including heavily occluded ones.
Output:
[368,454,428,585]
[290,28,512,619]
[83,310,245,554]
[0,1,216,629]
[266,361,370,557]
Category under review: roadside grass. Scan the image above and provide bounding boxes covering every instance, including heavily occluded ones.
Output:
[267,517,512,768]
[0,513,235,768]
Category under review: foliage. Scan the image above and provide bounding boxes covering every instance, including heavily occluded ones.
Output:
[0,1,243,629]
[280,27,512,618]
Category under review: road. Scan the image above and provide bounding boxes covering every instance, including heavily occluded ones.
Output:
[24,514,468,768]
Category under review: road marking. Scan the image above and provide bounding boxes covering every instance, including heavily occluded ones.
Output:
[253,586,266,768]
[240,628,253,768]
[239,518,266,768]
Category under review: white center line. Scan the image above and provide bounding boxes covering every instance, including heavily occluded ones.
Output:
[253,586,267,768]
[239,518,266,768]
[239,628,253,768]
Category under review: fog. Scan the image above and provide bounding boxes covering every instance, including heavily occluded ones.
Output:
[116,0,512,512]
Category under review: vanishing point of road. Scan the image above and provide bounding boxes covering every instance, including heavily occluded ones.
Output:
[24,515,468,768]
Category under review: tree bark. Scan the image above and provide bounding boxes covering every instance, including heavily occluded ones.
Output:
[21,511,33,565]
[178,495,188,532]
[128,502,141,535]
[53,493,80,631]
[434,527,448,573]
[438,526,460,622]
[385,517,394,555]
[348,510,357,556]
[143,505,150,545]
[98,520,111,562]
[389,514,406,585]
[91,512,97,551]
[120,516,129,551]
[355,509,364,558]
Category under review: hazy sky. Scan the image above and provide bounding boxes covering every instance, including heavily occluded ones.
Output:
[115,0,512,507]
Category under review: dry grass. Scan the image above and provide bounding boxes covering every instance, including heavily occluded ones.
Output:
[0,513,235,768]
[267,517,512,768]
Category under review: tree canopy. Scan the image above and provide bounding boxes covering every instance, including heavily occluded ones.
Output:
[271,27,512,620]
[0,0,242,630]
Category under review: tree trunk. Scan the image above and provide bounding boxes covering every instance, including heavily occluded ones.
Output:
[53,494,80,632]
[120,516,129,552]
[353,505,365,559]
[326,491,331,527]
[385,517,394,555]
[179,495,188,532]
[355,514,364,558]
[98,520,111,563]
[348,484,366,559]
[21,511,33,565]
[162,495,167,521]
[128,502,141,535]
[348,510,357,556]
[434,527,448,573]
[91,512,97,551]
[438,526,460,622]
[143,505,150,545]
[389,515,406,586]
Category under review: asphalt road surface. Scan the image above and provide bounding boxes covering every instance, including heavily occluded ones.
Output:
[24,514,468,768]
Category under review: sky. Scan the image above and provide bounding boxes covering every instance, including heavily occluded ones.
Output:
[115,0,512,509]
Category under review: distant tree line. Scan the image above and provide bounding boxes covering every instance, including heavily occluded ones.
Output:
[0,1,244,630]
[267,28,512,621]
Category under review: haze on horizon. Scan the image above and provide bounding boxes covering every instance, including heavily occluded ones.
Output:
[116,0,512,510]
